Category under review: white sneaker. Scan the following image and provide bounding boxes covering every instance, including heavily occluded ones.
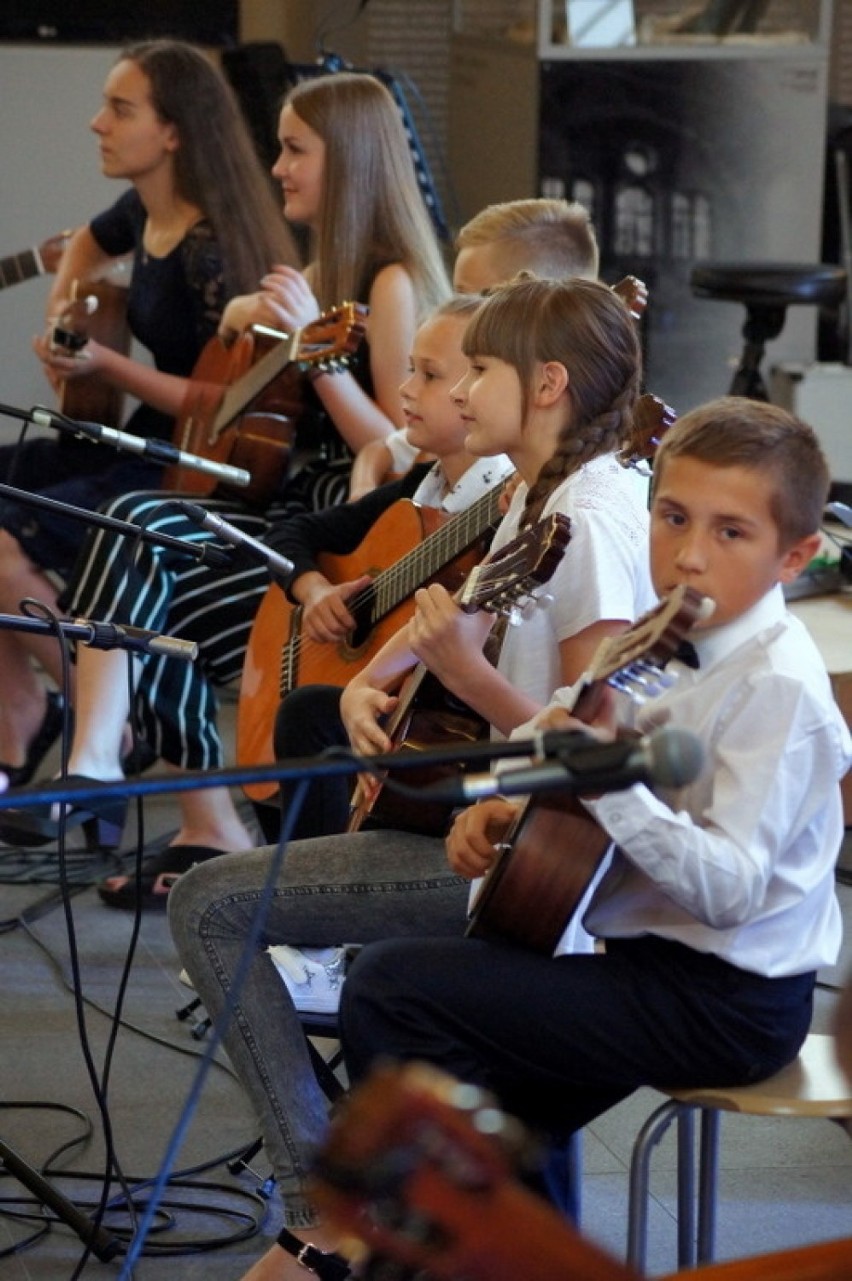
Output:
[268,944,347,1014]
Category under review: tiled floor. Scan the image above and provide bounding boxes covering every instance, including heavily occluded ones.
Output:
[0,695,850,1279]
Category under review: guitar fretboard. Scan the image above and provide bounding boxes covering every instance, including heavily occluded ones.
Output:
[0,247,41,291]
[366,482,505,623]
[280,481,506,697]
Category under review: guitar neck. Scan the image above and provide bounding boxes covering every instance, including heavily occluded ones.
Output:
[367,483,504,626]
[0,247,42,291]
[211,326,301,436]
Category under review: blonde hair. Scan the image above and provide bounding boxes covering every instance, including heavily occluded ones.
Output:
[654,396,830,548]
[462,275,641,527]
[284,72,449,317]
[456,198,599,282]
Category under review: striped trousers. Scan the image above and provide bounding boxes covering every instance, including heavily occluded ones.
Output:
[63,459,352,770]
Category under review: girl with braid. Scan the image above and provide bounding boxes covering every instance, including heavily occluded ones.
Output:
[170,275,655,1281]
[341,273,656,750]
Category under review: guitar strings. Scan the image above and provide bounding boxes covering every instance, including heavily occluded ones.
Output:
[275,484,504,686]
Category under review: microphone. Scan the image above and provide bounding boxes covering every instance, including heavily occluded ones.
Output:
[29,407,251,490]
[421,726,704,804]
[177,501,296,584]
[74,618,198,661]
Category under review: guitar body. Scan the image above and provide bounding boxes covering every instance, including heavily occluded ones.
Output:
[236,498,482,803]
[57,279,130,428]
[162,328,303,504]
[467,584,711,954]
[347,667,489,837]
[345,512,574,836]
[162,304,366,505]
[466,792,610,954]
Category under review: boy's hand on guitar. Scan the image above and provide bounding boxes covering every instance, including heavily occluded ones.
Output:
[300,574,373,643]
[409,583,495,685]
[340,681,399,756]
[446,798,521,879]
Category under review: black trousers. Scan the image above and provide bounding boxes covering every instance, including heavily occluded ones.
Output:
[340,933,816,1140]
[274,683,350,840]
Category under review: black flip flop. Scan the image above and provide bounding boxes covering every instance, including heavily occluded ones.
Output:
[97,843,225,911]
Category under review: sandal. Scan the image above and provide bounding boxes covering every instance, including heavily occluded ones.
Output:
[276,1226,352,1279]
[97,843,225,911]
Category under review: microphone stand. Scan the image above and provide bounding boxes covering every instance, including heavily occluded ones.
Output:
[0,478,230,570]
[0,734,563,811]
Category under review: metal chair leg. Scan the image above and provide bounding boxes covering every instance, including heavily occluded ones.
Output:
[626,1098,681,1273]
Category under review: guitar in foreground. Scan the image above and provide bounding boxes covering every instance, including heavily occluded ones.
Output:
[162,302,367,504]
[312,1060,852,1281]
[346,511,573,837]
[466,583,713,954]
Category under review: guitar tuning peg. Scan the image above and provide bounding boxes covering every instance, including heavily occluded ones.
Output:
[534,590,555,611]
[506,605,524,628]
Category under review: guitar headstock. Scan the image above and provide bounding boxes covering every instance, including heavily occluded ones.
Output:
[577,584,713,710]
[458,512,572,624]
[620,392,677,470]
[312,1061,640,1281]
[295,301,368,376]
[611,275,648,323]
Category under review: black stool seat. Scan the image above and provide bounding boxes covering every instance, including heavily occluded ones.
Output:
[690,261,848,400]
[691,262,847,310]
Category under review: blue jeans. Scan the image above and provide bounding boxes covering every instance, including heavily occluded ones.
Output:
[168,830,467,1227]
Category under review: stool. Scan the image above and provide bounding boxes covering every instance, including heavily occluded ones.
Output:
[626,1033,852,1274]
[690,262,847,400]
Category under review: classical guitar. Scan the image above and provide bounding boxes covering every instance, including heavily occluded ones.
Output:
[465,584,712,955]
[346,512,573,838]
[313,1060,852,1281]
[236,479,506,803]
[0,231,71,290]
[161,303,367,505]
[50,274,131,429]
[236,390,671,805]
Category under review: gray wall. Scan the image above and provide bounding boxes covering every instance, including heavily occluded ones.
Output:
[0,45,123,442]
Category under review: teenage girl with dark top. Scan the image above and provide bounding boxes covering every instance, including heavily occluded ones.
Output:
[0,72,450,896]
[0,39,296,784]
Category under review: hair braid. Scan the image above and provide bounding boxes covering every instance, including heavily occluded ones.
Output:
[521,387,636,529]
[461,275,642,529]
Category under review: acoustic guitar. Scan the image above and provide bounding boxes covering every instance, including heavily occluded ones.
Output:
[161,303,367,505]
[235,390,672,805]
[313,1060,852,1281]
[465,584,711,955]
[236,479,506,803]
[50,274,132,429]
[346,512,573,838]
[0,232,71,290]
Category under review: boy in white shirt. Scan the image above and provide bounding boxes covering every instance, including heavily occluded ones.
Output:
[341,395,851,1176]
